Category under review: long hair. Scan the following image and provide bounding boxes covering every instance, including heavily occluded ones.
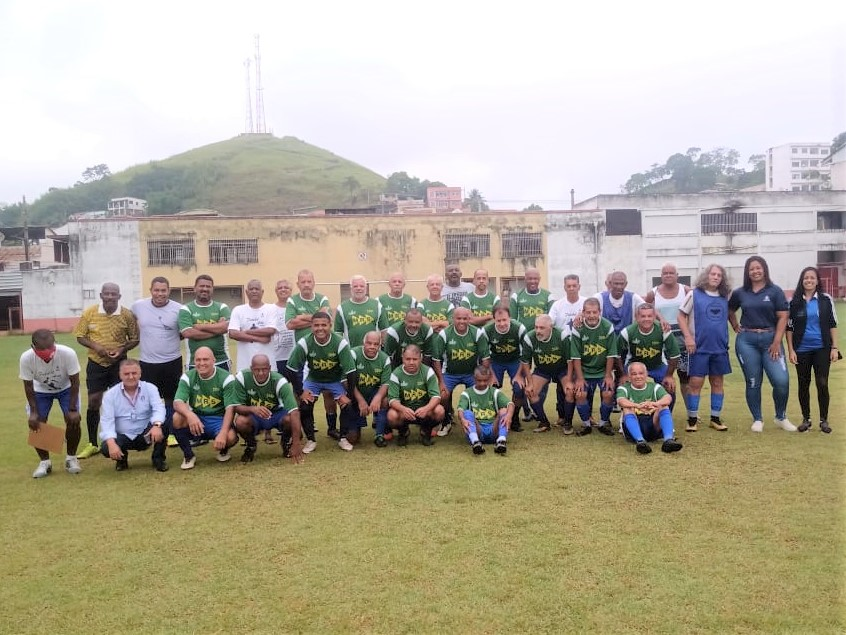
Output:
[695,264,730,298]
[742,256,771,291]
[790,266,821,308]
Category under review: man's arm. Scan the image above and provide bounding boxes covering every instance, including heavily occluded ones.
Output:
[23,381,40,430]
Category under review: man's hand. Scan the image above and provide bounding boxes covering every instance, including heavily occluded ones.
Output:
[149,425,164,444]
[661,376,676,393]
[252,405,272,420]
[300,390,316,405]
[337,394,351,408]
[106,439,124,461]
[187,414,205,437]
[28,412,42,432]
[212,431,228,452]
[288,437,305,464]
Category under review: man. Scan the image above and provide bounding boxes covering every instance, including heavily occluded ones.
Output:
[74,282,139,459]
[484,305,528,431]
[418,273,454,334]
[594,271,645,335]
[171,346,239,469]
[619,303,681,412]
[509,268,553,332]
[549,274,587,338]
[616,362,683,455]
[519,314,572,433]
[99,359,168,471]
[132,276,183,448]
[20,329,83,478]
[346,331,392,449]
[383,307,436,368]
[178,274,232,370]
[228,279,278,372]
[335,274,388,347]
[272,278,296,443]
[285,312,355,454]
[432,306,491,437]
[378,271,417,325]
[457,365,513,455]
[230,354,304,463]
[677,264,732,432]
[442,262,475,308]
[387,345,445,446]
[461,269,500,327]
[570,298,618,436]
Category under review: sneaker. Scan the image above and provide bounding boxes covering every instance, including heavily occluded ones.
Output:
[510,421,522,432]
[302,440,317,454]
[635,441,652,455]
[397,430,409,447]
[576,424,592,437]
[472,441,485,455]
[420,432,434,447]
[820,420,832,434]
[533,423,551,433]
[327,429,341,441]
[436,422,452,437]
[167,434,178,447]
[522,411,538,423]
[77,443,100,459]
[180,455,196,470]
[774,417,797,432]
[751,420,764,433]
[189,437,209,448]
[115,457,129,471]
[596,423,615,436]
[709,416,728,431]
[241,445,256,463]
[217,450,232,462]
[661,438,683,453]
[562,422,574,436]
[338,438,354,452]
[494,439,507,455]
[65,457,82,474]
[374,434,387,448]
[686,418,699,432]
[797,419,812,432]
[152,458,169,472]
[32,460,52,478]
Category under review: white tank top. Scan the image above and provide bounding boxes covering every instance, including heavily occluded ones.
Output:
[652,285,687,328]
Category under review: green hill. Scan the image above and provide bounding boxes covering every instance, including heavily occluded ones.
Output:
[20,135,387,225]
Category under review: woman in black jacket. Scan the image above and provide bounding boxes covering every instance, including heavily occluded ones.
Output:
[786,267,840,433]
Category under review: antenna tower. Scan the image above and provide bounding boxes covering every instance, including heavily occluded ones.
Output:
[254,34,266,134]
[243,58,254,134]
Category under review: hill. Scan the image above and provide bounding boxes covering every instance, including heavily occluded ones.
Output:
[17,135,387,225]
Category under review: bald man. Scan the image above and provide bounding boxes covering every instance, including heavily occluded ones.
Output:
[229,279,279,372]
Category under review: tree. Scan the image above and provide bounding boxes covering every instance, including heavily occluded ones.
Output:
[76,164,111,186]
[830,131,846,156]
[523,203,543,211]
[342,176,360,206]
[385,172,446,200]
[464,189,489,213]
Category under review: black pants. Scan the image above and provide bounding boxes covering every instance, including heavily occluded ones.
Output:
[796,348,831,421]
[99,425,167,463]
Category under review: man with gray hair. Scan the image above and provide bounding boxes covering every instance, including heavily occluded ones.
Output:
[229,279,279,372]
[335,274,387,347]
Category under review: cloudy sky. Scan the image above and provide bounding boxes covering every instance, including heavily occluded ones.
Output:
[1,0,844,209]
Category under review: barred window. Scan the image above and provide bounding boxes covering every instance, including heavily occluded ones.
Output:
[501,232,542,258]
[147,238,195,266]
[701,212,757,235]
[444,233,490,259]
[208,239,258,265]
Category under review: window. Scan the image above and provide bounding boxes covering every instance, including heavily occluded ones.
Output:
[810,148,818,154]
[810,160,819,167]
[53,240,70,264]
[83,288,96,300]
[801,160,808,167]
[817,212,844,231]
[792,173,801,180]
[792,186,801,191]
[445,233,490,259]
[501,232,543,258]
[605,209,642,236]
[802,148,808,153]
[208,239,258,264]
[792,161,800,167]
[701,212,757,235]
[792,148,798,154]
[147,238,195,266]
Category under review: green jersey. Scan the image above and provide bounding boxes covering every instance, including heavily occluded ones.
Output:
[287,332,355,384]
[174,367,235,416]
[417,297,454,326]
[616,380,667,415]
[285,293,330,341]
[619,321,680,370]
[434,325,491,376]
[570,317,619,379]
[520,327,569,376]
[383,321,435,366]
[509,289,553,331]
[334,298,387,347]
[484,319,526,363]
[388,365,440,410]
[378,293,417,326]
[230,370,298,413]
[178,300,232,364]
[457,385,510,424]
[460,291,500,322]
[351,346,392,398]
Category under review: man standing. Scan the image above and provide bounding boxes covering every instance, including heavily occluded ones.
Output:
[273,279,296,374]
[458,365,513,455]
[383,308,436,368]
[509,268,553,332]
[549,274,587,337]
[484,305,528,431]
[418,274,454,334]
[20,329,83,478]
[594,271,645,335]
[99,359,168,472]
[335,274,387,347]
[378,271,417,325]
[387,345,445,446]
[74,282,139,459]
[228,279,278,372]
[178,274,232,370]
[461,269,500,327]
[443,262,475,308]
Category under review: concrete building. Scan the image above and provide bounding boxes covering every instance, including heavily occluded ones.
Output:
[766,142,831,192]
[107,197,148,217]
[426,186,463,212]
[824,145,846,190]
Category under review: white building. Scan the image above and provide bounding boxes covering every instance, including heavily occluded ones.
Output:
[824,145,846,191]
[766,142,831,192]
[108,197,148,217]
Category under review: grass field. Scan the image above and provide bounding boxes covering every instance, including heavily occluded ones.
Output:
[1,323,844,634]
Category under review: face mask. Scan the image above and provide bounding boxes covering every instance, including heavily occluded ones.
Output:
[34,345,57,363]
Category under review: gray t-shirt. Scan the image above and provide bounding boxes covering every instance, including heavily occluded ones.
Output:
[132,298,183,364]
[442,281,475,308]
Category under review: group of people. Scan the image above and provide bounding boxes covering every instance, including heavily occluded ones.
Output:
[21,257,839,477]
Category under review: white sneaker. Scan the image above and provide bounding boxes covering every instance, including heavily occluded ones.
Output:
[216,450,232,462]
[775,418,797,432]
[65,457,82,474]
[436,422,452,437]
[180,455,196,470]
[33,460,52,478]
[302,440,317,454]
[338,438,354,452]
[751,420,764,433]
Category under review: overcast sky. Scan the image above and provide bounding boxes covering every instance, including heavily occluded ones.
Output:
[2,0,844,210]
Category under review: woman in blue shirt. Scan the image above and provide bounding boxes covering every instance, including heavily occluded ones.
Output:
[786,267,840,433]
[728,256,793,433]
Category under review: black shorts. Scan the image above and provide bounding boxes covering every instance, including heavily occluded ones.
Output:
[86,359,121,394]
[140,357,183,401]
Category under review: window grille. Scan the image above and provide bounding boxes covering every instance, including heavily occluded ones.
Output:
[147,238,195,266]
[501,232,542,258]
[208,239,258,265]
[444,233,490,259]
[700,212,757,235]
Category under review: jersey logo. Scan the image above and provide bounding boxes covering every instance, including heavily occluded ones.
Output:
[351,314,375,327]
[583,343,607,357]
[249,397,275,408]
[521,306,543,317]
[359,374,380,388]
[310,358,338,371]
[450,348,475,361]
[193,395,221,409]
[634,345,661,359]
[472,407,497,420]
[403,388,428,402]
[428,312,448,321]
[537,353,562,365]
[495,343,517,354]
[386,310,405,323]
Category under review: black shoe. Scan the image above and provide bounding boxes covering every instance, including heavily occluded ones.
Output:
[241,445,256,463]
[420,432,433,446]
[597,424,615,436]
[494,440,507,455]
[522,411,538,423]
[374,434,387,448]
[511,421,522,432]
[397,430,409,447]
[281,436,293,458]
[115,457,129,471]
[820,420,832,434]
[327,428,341,440]
[562,422,574,436]
[472,441,485,455]
[661,438,683,453]
[636,441,652,455]
[576,425,593,437]
[797,419,812,432]
[533,423,551,433]
[189,437,209,448]
[152,459,169,472]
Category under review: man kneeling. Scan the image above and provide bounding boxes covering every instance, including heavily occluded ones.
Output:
[616,362,683,455]
[387,345,444,446]
[457,365,513,455]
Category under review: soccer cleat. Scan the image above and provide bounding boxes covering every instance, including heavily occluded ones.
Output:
[241,445,256,463]
[576,424,592,437]
[751,420,764,433]
[33,460,52,478]
[180,455,196,470]
[327,428,341,441]
[533,423,551,433]
[420,431,434,447]
[436,422,452,437]
[374,434,387,448]
[521,411,538,423]
[115,457,129,471]
[709,416,728,431]
[510,421,522,432]
[217,450,232,462]
[797,419,812,432]
[494,439,507,455]
[167,434,178,447]
[77,443,100,459]
[635,441,652,455]
[472,441,485,455]
[820,420,832,434]
[661,438,683,453]
[561,422,574,436]
[152,458,169,472]
[302,440,317,454]
[596,423,615,436]
[397,429,409,447]
[774,418,797,432]
[65,457,82,474]
[686,418,699,432]
[338,438,354,452]
[189,437,209,448]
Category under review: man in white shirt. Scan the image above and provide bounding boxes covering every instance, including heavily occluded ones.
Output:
[549,274,587,337]
[229,279,279,372]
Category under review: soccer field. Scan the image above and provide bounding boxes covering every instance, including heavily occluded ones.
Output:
[1,324,843,634]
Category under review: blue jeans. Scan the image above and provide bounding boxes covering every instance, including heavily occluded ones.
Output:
[734,331,789,421]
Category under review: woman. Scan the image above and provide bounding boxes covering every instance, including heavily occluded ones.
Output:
[728,256,794,432]
[786,267,839,433]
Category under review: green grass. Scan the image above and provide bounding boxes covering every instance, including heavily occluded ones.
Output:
[1,327,844,634]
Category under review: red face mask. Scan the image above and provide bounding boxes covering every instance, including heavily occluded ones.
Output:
[34,345,56,363]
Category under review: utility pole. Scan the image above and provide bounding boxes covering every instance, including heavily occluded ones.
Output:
[22,195,30,262]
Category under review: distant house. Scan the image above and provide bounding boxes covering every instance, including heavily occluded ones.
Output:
[766,142,831,192]
[426,186,463,212]
[108,197,148,217]
[823,145,846,190]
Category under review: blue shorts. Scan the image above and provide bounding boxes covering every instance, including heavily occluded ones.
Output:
[579,377,614,399]
[29,388,80,420]
[532,368,568,383]
[491,360,523,397]
[443,373,474,393]
[688,352,732,378]
[479,422,496,443]
[197,414,225,438]
[251,409,288,432]
[303,379,346,399]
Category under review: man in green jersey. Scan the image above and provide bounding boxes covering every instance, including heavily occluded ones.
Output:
[418,274,454,334]
[461,269,500,327]
[484,305,528,431]
[178,274,231,370]
[334,274,388,347]
[231,354,304,464]
[519,315,572,433]
[616,362,683,455]
[457,365,513,455]
[509,268,553,332]
[172,346,238,470]
[345,331,392,449]
[570,297,618,436]
[387,345,444,446]
[384,308,436,367]
[378,272,417,325]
